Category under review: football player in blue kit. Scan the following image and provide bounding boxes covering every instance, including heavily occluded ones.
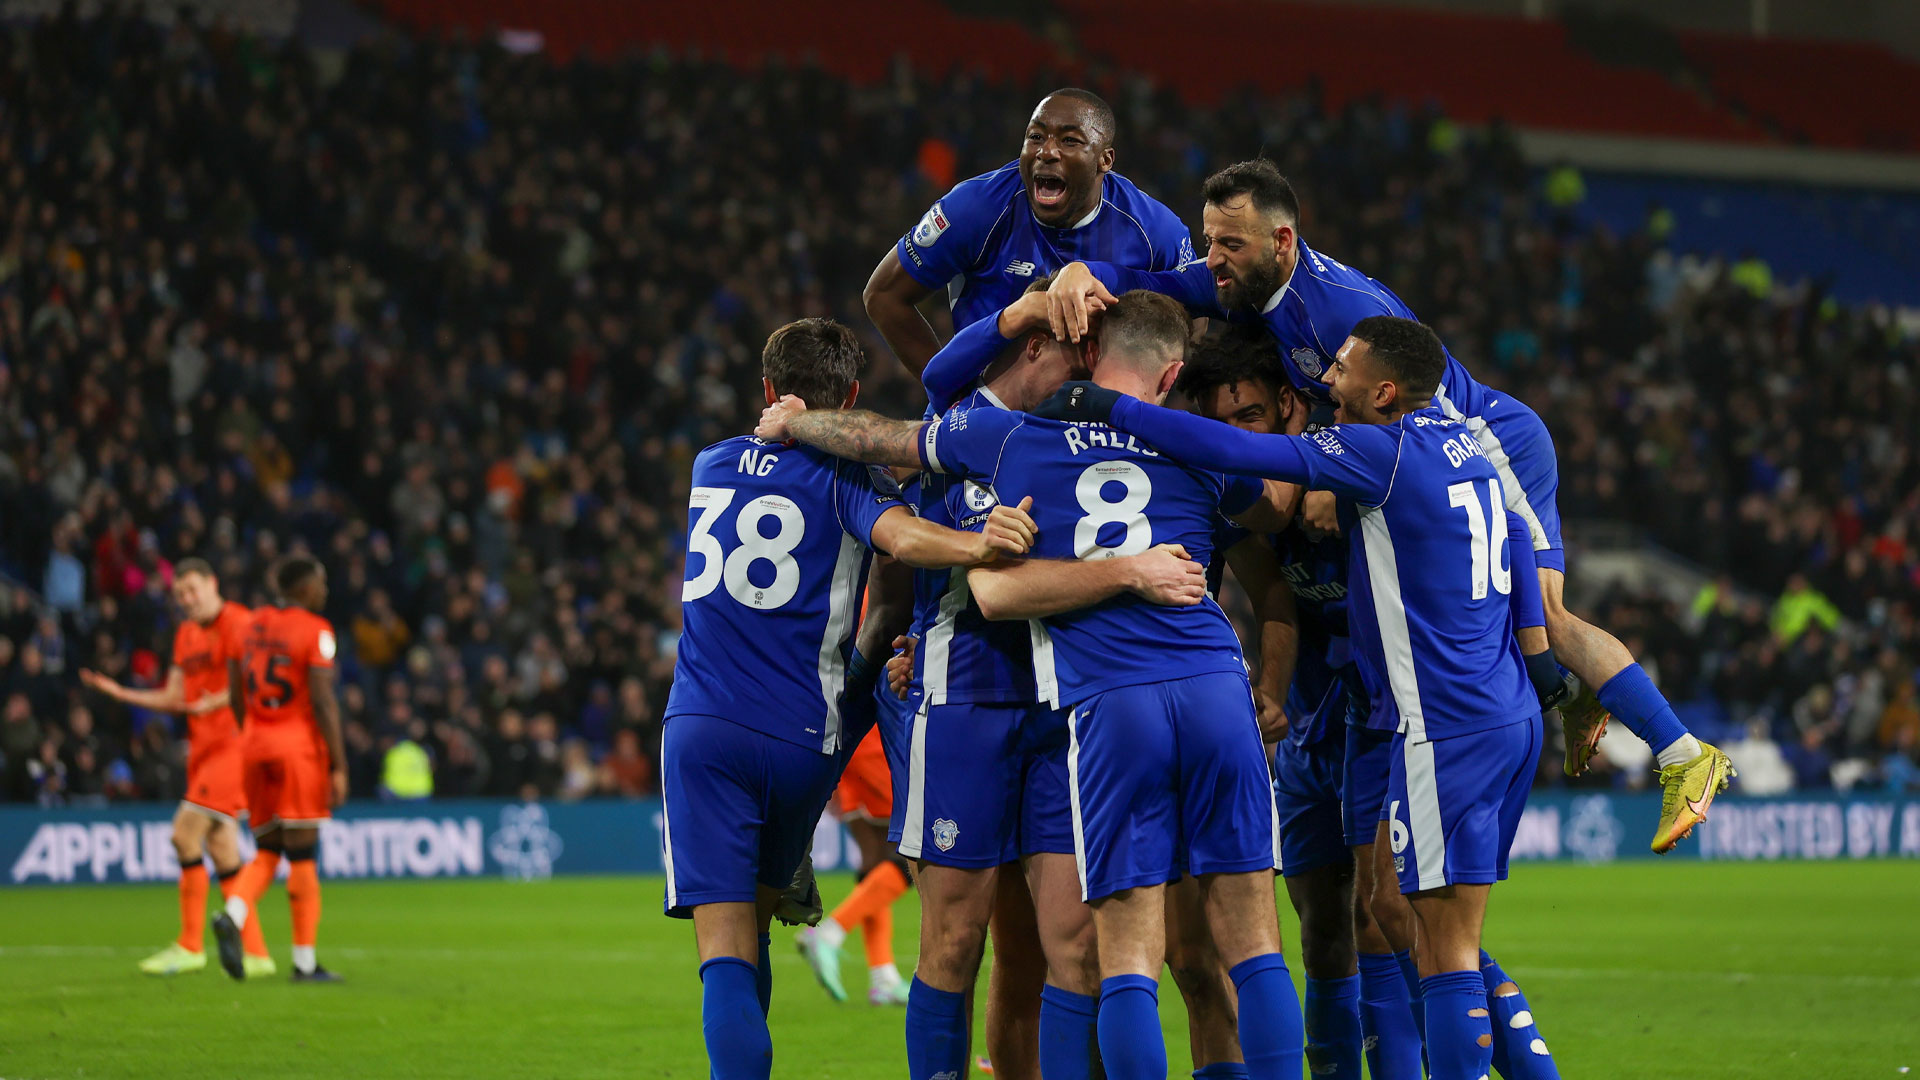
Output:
[763,289,1218,1080]
[763,291,1307,1080]
[864,88,1193,377]
[661,318,1042,1080]
[1043,159,1734,853]
[1041,315,1566,1080]
[1174,332,1562,1080]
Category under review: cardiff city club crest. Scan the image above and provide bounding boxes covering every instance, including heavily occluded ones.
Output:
[1291,347,1325,380]
[931,818,960,852]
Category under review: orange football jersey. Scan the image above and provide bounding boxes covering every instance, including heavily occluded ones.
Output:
[175,600,250,750]
[241,606,336,730]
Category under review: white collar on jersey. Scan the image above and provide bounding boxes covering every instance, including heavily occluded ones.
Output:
[1069,201,1102,229]
[1260,247,1302,315]
[976,385,1011,410]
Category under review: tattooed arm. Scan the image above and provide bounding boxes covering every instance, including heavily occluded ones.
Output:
[756,397,928,469]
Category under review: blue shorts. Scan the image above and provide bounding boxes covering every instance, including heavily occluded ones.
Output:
[659,713,844,918]
[896,697,1073,867]
[1272,735,1350,878]
[1068,671,1276,901]
[1343,724,1396,848]
[1385,715,1541,895]
[877,684,914,844]
[1465,394,1564,574]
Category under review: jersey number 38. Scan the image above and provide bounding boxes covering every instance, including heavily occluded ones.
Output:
[683,486,806,610]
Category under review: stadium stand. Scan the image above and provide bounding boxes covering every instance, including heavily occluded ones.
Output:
[1,6,1916,809]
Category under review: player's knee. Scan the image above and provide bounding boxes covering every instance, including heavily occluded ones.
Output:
[172,837,203,864]
[921,916,989,983]
[1297,914,1353,978]
[1365,889,1411,942]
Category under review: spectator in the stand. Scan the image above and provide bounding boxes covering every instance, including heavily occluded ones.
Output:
[598,727,655,797]
[1773,573,1842,644]
[352,589,411,674]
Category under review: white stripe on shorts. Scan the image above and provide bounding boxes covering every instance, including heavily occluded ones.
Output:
[896,696,933,859]
[1066,705,1089,901]
[1402,736,1449,891]
[660,734,679,908]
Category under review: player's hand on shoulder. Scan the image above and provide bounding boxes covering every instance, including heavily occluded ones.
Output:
[754,395,809,442]
[1032,381,1121,424]
[977,496,1037,560]
[886,635,916,700]
[1126,543,1206,607]
[1045,262,1117,343]
[1300,489,1341,539]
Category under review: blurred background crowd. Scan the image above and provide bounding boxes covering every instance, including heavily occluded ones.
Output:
[2,5,1917,806]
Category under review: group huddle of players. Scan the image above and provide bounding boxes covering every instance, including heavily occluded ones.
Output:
[86,556,346,983]
[661,88,1737,1080]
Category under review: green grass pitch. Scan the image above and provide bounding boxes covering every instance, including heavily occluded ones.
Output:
[2,861,1916,1078]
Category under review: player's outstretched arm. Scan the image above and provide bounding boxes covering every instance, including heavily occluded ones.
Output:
[921,292,1051,414]
[1223,535,1299,742]
[79,667,193,713]
[968,544,1206,621]
[864,249,943,378]
[873,499,1036,569]
[310,667,348,807]
[757,398,928,470]
[1046,260,1222,341]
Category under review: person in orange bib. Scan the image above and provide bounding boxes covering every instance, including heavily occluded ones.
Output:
[82,558,274,977]
[211,556,348,983]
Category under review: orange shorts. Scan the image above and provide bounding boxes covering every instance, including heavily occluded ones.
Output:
[244,729,333,834]
[836,726,893,823]
[183,737,247,823]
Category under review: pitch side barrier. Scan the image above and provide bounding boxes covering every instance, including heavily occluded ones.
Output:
[5,793,1918,886]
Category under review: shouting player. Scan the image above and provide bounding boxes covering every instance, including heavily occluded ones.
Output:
[1043,316,1564,1080]
[211,556,347,983]
[864,88,1192,376]
[662,318,1038,1080]
[759,291,1305,1080]
[1045,159,1733,851]
[81,559,273,977]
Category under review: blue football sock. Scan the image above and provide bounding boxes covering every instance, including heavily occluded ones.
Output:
[1482,951,1559,1080]
[905,977,969,1080]
[1040,984,1098,1080]
[755,932,772,1017]
[1420,970,1494,1080]
[1357,952,1424,1079]
[1192,1064,1251,1079]
[1393,950,1428,1047]
[700,957,772,1080]
[1304,974,1365,1077]
[1097,975,1167,1080]
[1596,663,1688,755]
[1228,954,1305,1080]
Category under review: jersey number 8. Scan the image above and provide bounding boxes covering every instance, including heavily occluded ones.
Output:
[1074,461,1153,559]
[683,486,805,610]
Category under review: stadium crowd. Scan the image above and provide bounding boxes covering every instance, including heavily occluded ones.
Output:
[1,8,1917,805]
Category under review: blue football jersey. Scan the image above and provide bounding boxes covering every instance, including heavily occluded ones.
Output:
[911,388,1038,706]
[1083,240,1486,415]
[1272,527,1359,746]
[666,437,904,754]
[1102,398,1537,741]
[897,164,1194,332]
[916,402,1264,708]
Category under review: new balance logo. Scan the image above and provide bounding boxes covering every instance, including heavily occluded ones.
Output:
[1005,260,1037,277]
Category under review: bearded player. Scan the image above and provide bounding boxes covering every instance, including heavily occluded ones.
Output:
[81,559,274,977]
[212,556,348,982]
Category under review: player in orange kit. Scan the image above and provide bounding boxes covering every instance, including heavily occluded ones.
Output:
[81,558,275,976]
[211,556,348,982]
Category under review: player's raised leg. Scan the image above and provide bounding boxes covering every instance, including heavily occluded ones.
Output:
[1164,875,1245,1079]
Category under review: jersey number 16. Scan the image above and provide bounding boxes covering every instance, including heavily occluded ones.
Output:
[1447,477,1511,600]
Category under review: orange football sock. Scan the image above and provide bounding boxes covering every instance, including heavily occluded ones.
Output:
[862,905,895,969]
[287,859,321,948]
[218,867,271,958]
[236,849,282,909]
[828,859,908,948]
[176,864,208,952]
